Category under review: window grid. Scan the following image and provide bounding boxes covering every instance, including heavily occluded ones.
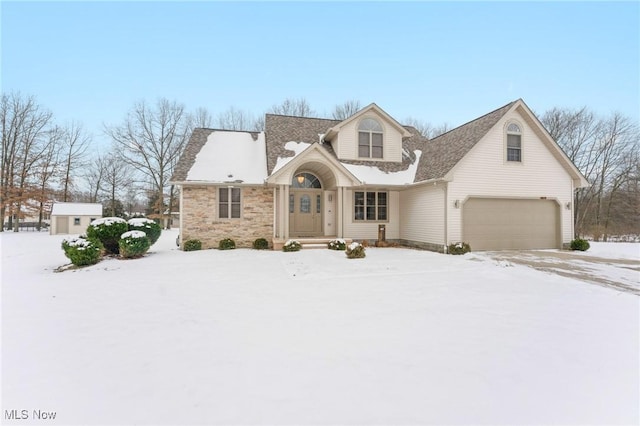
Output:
[506,123,522,162]
[358,118,384,159]
[354,191,388,221]
[219,187,241,219]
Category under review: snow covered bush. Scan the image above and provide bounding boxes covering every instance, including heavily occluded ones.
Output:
[448,242,471,255]
[86,217,129,255]
[283,239,301,252]
[345,242,366,259]
[328,239,346,250]
[570,238,590,251]
[253,238,269,250]
[61,236,103,266]
[183,239,202,251]
[128,218,161,245]
[219,238,236,250]
[118,230,151,259]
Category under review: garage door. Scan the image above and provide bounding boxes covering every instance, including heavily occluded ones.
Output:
[462,198,559,250]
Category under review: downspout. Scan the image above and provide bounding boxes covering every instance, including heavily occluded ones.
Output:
[443,182,448,254]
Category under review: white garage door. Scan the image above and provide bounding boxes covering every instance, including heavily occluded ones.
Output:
[462,198,560,251]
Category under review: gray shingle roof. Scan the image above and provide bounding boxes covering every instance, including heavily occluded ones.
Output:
[265,114,428,177]
[172,101,518,185]
[415,101,516,181]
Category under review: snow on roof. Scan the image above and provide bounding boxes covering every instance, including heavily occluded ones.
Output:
[51,202,102,216]
[186,131,268,184]
[272,141,312,174]
[273,142,421,185]
[341,150,422,185]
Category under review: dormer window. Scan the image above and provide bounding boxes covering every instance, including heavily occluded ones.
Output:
[506,123,522,162]
[358,118,383,159]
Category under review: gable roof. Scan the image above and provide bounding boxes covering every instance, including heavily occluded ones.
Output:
[172,99,588,189]
[415,101,517,181]
[266,142,363,187]
[171,128,266,184]
[266,114,427,184]
[323,103,413,141]
[51,202,102,216]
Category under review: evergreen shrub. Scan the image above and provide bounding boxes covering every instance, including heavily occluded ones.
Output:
[570,238,590,251]
[86,217,129,255]
[253,238,269,250]
[62,236,103,266]
[283,240,301,252]
[328,239,346,250]
[128,218,162,245]
[345,242,366,259]
[219,238,236,250]
[118,231,151,258]
[184,239,202,251]
[448,242,471,255]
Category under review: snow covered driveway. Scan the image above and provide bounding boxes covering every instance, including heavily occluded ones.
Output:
[1,231,638,425]
[478,245,640,295]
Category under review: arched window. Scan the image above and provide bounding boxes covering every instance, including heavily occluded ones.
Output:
[292,172,322,188]
[506,122,522,162]
[358,118,383,159]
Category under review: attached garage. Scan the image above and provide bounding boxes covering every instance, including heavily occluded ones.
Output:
[462,198,560,250]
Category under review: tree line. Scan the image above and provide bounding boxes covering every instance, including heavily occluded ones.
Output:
[1,91,637,239]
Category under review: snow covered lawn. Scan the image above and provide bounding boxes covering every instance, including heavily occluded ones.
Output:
[1,230,638,425]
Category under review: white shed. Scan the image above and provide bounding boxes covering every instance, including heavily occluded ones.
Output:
[50,203,103,235]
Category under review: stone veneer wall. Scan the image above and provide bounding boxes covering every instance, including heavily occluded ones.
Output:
[182,186,274,249]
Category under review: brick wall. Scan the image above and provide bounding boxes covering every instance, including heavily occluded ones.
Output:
[181,186,274,249]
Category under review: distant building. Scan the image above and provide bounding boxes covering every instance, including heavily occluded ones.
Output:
[50,202,102,235]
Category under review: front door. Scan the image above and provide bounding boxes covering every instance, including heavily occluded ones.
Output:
[290,190,322,236]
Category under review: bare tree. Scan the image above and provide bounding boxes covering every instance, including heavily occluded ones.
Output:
[268,97,315,117]
[216,106,254,131]
[542,107,639,239]
[0,92,53,231]
[403,117,434,138]
[402,117,451,138]
[102,152,133,217]
[59,121,90,202]
[33,126,62,229]
[332,100,361,120]
[105,98,190,228]
[83,154,109,203]
[190,106,214,129]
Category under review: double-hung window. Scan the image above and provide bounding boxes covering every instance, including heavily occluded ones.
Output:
[219,187,241,219]
[506,123,522,162]
[354,191,387,221]
[358,118,384,159]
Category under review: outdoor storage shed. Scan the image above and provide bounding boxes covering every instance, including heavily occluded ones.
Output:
[50,202,102,235]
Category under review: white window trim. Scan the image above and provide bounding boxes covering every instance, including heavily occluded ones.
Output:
[505,121,523,163]
[357,117,384,159]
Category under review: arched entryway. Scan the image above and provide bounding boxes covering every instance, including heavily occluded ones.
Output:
[290,172,323,236]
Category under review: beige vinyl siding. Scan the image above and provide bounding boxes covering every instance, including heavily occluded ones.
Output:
[399,184,445,246]
[336,114,403,162]
[343,189,400,240]
[447,110,574,244]
[50,215,96,235]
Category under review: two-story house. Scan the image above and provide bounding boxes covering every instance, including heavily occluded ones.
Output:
[170,99,589,251]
